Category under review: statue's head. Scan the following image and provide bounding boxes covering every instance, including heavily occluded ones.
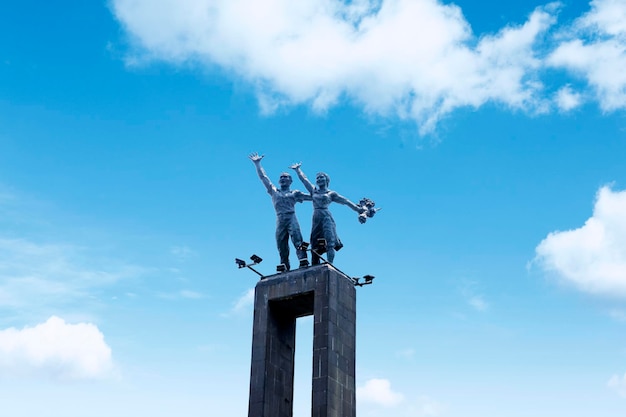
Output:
[279,172,293,188]
[316,172,330,188]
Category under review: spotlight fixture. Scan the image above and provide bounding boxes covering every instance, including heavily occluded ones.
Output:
[316,238,327,253]
[352,275,375,287]
[299,258,310,268]
[276,264,287,273]
[234,254,265,278]
[297,242,310,251]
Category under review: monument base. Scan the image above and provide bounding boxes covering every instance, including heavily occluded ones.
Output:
[248,264,356,417]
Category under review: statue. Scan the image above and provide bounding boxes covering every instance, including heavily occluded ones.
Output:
[290,163,375,265]
[249,153,311,271]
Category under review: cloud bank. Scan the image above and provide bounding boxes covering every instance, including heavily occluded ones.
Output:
[535,186,626,297]
[112,0,626,132]
[0,316,114,380]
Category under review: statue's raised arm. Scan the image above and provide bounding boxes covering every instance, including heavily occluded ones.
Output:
[249,152,274,194]
[290,163,315,194]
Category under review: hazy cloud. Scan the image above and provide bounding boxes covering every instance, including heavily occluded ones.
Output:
[459,280,489,312]
[408,395,446,416]
[0,238,144,314]
[608,309,626,322]
[396,348,416,360]
[608,372,626,397]
[468,295,489,311]
[357,378,404,407]
[170,245,196,261]
[222,288,255,317]
[179,289,204,299]
[535,186,626,297]
[0,316,114,380]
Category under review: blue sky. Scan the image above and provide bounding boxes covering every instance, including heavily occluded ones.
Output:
[1,0,626,416]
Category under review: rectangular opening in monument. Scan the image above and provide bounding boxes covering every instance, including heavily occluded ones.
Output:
[293,315,313,417]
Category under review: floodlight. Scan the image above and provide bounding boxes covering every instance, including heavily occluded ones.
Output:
[276,264,287,273]
[297,242,310,251]
[235,254,265,278]
[352,274,375,287]
[299,258,310,268]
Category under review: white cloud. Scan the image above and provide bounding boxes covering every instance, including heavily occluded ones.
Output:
[608,373,626,397]
[357,378,404,407]
[0,316,114,380]
[535,186,626,297]
[554,85,583,111]
[112,0,563,133]
[548,0,626,111]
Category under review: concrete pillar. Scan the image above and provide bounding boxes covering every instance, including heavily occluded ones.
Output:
[248,265,356,417]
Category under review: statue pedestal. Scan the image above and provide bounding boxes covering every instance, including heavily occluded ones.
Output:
[248,265,356,417]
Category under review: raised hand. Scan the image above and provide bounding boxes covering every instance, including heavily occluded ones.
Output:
[289,162,302,170]
[249,152,264,163]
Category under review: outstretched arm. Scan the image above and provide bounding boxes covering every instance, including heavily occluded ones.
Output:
[331,192,365,213]
[290,163,315,194]
[249,153,274,193]
[295,191,313,202]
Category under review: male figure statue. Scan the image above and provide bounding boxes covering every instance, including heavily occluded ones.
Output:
[249,153,311,270]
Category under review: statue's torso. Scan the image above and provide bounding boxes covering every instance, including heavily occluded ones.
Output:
[271,188,302,215]
[313,190,332,210]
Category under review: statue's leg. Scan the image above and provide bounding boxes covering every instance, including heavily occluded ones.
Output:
[322,214,337,263]
[311,249,320,265]
[326,248,335,263]
[289,216,307,261]
[276,219,290,270]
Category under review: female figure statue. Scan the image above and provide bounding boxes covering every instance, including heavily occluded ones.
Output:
[290,163,365,265]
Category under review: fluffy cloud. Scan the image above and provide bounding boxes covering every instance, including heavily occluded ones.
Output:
[554,85,583,111]
[357,378,404,407]
[0,316,114,380]
[112,0,562,132]
[548,0,626,111]
[535,186,626,296]
[112,0,626,131]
